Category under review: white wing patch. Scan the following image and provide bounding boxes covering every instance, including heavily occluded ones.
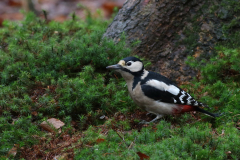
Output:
[146,80,180,96]
[168,85,181,96]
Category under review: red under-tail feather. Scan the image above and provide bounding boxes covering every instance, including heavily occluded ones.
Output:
[180,105,195,113]
[173,105,196,114]
[173,105,221,118]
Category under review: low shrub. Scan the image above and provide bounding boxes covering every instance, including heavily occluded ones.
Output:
[186,47,240,123]
[0,11,135,156]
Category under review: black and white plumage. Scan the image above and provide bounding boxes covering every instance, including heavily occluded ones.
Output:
[107,57,220,123]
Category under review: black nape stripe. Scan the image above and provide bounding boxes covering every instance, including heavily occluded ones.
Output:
[131,70,146,90]
[132,76,141,90]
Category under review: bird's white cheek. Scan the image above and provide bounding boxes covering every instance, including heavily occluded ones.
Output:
[127,61,143,72]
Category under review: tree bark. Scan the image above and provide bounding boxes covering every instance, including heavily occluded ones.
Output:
[103,0,207,84]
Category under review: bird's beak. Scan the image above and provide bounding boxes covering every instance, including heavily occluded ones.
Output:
[106,64,122,70]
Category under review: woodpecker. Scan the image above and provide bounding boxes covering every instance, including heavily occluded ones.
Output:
[106,57,220,123]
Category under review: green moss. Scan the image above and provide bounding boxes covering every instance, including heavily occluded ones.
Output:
[186,46,240,124]
[0,11,135,156]
[74,120,240,159]
[1,2,240,159]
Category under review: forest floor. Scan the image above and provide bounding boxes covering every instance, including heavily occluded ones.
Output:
[0,1,239,159]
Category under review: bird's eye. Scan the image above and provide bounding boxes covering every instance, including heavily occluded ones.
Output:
[126,62,132,66]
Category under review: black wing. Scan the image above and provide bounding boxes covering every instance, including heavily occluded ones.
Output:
[141,84,177,103]
[141,71,207,107]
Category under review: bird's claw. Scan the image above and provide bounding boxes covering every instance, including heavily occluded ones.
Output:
[139,120,150,124]
[215,112,224,117]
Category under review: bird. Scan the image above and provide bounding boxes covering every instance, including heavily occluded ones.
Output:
[106,57,220,123]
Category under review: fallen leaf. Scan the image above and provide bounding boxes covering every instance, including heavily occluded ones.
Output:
[96,138,105,143]
[137,151,150,160]
[11,118,18,125]
[53,153,69,160]
[220,129,225,136]
[40,118,65,133]
[7,144,19,157]
[8,0,22,7]
[99,115,105,119]
[0,17,4,27]
[102,1,122,17]
[57,141,71,147]
[31,111,38,116]
[203,92,208,96]
[63,134,71,141]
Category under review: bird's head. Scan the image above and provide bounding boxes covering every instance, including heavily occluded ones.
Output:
[106,57,144,78]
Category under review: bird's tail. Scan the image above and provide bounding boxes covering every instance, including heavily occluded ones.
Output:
[196,107,221,118]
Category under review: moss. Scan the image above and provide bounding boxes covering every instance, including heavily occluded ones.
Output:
[74,120,240,159]
[0,11,135,156]
[1,2,240,159]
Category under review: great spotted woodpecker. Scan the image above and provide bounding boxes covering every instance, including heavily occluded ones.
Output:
[106,57,220,123]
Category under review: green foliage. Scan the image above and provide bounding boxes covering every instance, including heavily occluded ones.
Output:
[74,120,240,159]
[182,0,240,123]
[0,116,40,154]
[56,66,134,116]
[186,47,240,122]
[1,2,240,159]
[172,2,240,159]
[219,0,240,19]
[0,12,129,85]
[0,12,135,156]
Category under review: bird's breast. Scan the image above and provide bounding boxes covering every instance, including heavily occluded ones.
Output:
[128,82,149,109]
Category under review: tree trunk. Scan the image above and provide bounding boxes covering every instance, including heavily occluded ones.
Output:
[103,0,221,84]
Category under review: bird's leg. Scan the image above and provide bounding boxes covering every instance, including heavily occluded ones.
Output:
[139,114,163,124]
[139,120,150,124]
[149,114,163,123]
[146,113,154,116]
